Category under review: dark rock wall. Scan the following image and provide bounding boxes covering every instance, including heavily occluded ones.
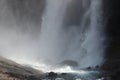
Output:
[104,0,120,60]
[103,0,120,71]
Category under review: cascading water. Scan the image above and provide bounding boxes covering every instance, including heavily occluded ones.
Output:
[0,0,105,71]
[38,0,105,68]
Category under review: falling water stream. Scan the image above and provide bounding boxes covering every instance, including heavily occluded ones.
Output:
[0,0,105,77]
[38,0,105,68]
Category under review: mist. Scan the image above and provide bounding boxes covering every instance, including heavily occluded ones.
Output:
[0,0,105,70]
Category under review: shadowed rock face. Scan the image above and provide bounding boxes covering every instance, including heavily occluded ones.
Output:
[102,0,120,73]
[104,0,120,60]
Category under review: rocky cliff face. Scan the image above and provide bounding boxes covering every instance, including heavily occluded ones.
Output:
[102,0,120,72]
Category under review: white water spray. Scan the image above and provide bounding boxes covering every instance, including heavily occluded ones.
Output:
[0,0,105,71]
[38,0,105,68]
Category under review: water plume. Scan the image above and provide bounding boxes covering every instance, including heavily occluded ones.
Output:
[38,0,105,68]
[0,0,105,71]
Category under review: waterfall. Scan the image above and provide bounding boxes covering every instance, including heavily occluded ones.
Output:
[0,0,105,70]
[39,0,105,68]
[38,0,72,64]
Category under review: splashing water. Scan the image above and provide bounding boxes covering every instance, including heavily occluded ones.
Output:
[38,0,105,68]
[0,0,105,72]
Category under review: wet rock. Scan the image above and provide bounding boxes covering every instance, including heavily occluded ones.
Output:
[60,60,78,67]
[60,73,67,76]
[47,72,58,80]
[95,65,100,69]
[86,66,92,70]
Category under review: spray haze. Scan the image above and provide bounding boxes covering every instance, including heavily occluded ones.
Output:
[0,0,105,70]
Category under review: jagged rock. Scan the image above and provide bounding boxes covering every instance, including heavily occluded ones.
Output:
[47,72,58,79]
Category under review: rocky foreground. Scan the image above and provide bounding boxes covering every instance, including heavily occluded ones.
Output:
[0,56,44,80]
[0,56,120,80]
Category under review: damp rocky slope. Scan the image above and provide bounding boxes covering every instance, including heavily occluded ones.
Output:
[0,56,44,80]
